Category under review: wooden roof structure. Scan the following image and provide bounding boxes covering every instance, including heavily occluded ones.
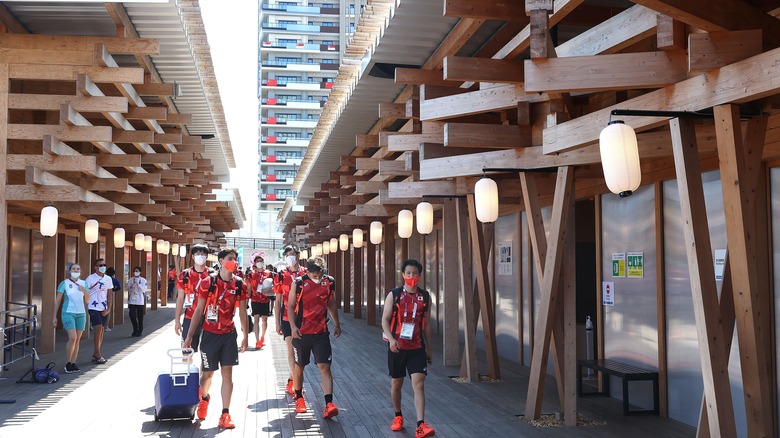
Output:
[280,0,780,435]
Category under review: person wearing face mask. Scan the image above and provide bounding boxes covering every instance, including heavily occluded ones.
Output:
[381,259,434,438]
[175,243,213,354]
[86,257,113,365]
[287,256,341,418]
[183,247,249,430]
[247,254,271,349]
[275,245,307,395]
[54,263,90,374]
[127,266,148,337]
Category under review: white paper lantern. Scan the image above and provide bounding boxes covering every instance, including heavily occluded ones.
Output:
[40,205,58,237]
[144,235,153,252]
[156,239,165,254]
[329,238,338,254]
[179,244,187,258]
[322,240,330,255]
[315,244,323,257]
[370,221,383,245]
[398,209,413,239]
[113,228,125,249]
[134,233,145,250]
[352,229,364,248]
[85,219,99,244]
[475,177,499,223]
[171,243,179,256]
[416,202,433,235]
[339,234,349,251]
[300,249,309,260]
[599,120,641,197]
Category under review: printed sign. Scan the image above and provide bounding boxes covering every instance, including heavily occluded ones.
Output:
[612,253,625,277]
[714,249,727,281]
[498,241,512,276]
[602,281,615,306]
[627,252,644,278]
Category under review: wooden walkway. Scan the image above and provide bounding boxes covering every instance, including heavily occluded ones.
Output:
[0,305,695,437]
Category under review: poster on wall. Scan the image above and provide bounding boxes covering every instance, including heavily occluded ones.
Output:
[498,241,513,275]
[714,249,727,281]
[627,252,644,278]
[602,281,615,306]
[612,253,626,277]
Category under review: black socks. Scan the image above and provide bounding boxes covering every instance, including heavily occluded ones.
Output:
[222,408,229,414]
[202,394,210,401]
[417,420,424,427]
[295,389,303,399]
[395,411,402,417]
[324,394,333,404]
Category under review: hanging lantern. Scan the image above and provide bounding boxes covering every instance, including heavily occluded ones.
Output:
[84,219,99,244]
[353,229,364,248]
[339,234,349,251]
[398,209,413,239]
[179,244,187,258]
[113,227,125,249]
[300,249,309,260]
[322,240,330,255]
[134,233,145,250]
[329,238,338,253]
[599,120,641,197]
[370,221,383,245]
[416,202,433,235]
[40,205,58,237]
[171,243,179,256]
[316,243,323,257]
[144,235,153,252]
[475,177,499,223]
[156,239,165,254]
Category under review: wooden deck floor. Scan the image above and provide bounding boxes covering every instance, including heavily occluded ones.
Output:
[0,305,695,437]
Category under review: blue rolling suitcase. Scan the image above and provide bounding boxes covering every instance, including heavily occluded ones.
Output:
[153,349,199,421]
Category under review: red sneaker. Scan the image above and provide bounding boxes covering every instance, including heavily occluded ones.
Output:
[415,422,435,438]
[259,336,265,347]
[323,402,339,419]
[255,340,262,349]
[218,412,235,429]
[391,416,404,431]
[295,396,307,413]
[285,379,294,394]
[196,396,209,420]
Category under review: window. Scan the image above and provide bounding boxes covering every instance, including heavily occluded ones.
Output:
[321,59,336,64]
[276,151,302,159]
[278,39,297,44]
[276,76,301,84]
[322,40,334,45]
[322,22,335,26]
[279,20,298,25]
[276,170,298,178]
[277,57,301,63]
[276,94,301,101]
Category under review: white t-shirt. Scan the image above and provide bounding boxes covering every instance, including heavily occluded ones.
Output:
[56,278,88,314]
[127,276,148,306]
[85,273,112,311]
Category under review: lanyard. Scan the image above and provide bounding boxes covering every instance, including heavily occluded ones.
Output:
[402,293,418,322]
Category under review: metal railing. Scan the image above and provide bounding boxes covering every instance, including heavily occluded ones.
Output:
[2,302,38,378]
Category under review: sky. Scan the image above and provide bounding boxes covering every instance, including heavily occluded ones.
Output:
[199,0,260,231]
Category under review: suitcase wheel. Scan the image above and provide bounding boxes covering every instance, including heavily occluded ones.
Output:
[154,408,159,422]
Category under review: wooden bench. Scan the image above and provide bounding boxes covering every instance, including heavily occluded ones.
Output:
[577,359,659,416]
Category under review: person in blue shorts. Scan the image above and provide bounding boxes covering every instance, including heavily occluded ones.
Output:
[54,263,90,374]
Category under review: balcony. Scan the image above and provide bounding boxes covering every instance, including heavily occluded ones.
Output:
[260,193,288,202]
[260,78,335,91]
[261,98,326,109]
[261,22,339,34]
[260,155,304,166]
[261,3,338,15]
[261,117,318,128]
[261,41,339,53]
[260,136,311,147]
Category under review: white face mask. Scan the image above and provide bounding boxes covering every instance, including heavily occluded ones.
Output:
[194,255,207,266]
[285,255,298,266]
[134,271,141,277]
[70,271,80,279]
[98,266,106,274]
[255,262,264,269]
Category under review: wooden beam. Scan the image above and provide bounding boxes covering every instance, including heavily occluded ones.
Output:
[125,106,167,120]
[525,51,688,93]
[7,154,97,173]
[445,123,531,148]
[133,82,174,97]
[445,0,526,20]
[688,29,762,72]
[8,124,112,142]
[378,102,407,119]
[387,133,443,151]
[443,56,524,83]
[8,94,127,113]
[420,84,547,121]
[354,204,400,217]
[656,14,686,51]
[455,197,478,381]
[394,68,459,87]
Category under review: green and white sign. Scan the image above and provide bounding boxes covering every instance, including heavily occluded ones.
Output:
[627,252,644,278]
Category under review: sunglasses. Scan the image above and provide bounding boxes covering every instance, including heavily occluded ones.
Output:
[97,264,106,267]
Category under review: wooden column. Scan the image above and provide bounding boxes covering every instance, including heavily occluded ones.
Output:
[654,183,669,417]
[594,195,605,392]
[78,223,92,284]
[384,223,397,298]
[104,233,116,329]
[524,167,574,419]
[342,249,351,313]
[669,117,736,437]
[331,252,340,308]
[150,245,158,311]
[353,246,363,319]
[114,244,125,325]
[408,231,422,285]
[442,198,460,366]
[561,185,577,426]
[0,64,7,323]
[713,105,773,437]
[366,241,377,325]
[160,252,168,307]
[39,235,58,353]
[456,197,478,381]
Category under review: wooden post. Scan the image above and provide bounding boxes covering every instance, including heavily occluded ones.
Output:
[562,184,577,426]
[366,241,377,325]
[456,197,478,381]
[0,64,7,329]
[713,105,773,437]
[114,244,125,325]
[150,245,158,311]
[594,195,605,392]
[442,198,460,366]
[654,183,669,417]
[160,252,168,307]
[669,117,736,437]
[39,235,58,353]
[342,249,351,313]
[353,246,363,319]
[384,223,397,298]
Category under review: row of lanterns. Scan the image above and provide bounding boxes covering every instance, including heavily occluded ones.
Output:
[40,205,187,257]
[303,221,385,260]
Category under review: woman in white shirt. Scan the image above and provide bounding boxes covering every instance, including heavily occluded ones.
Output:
[127,266,148,337]
[54,263,90,374]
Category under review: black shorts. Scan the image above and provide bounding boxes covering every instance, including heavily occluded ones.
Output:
[199,330,239,372]
[280,319,292,338]
[182,317,203,352]
[292,332,332,366]
[388,347,428,378]
[88,309,109,327]
[251,301,271,316]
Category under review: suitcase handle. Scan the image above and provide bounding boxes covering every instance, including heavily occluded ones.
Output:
[172,374,189,387]
[167,348,196,381]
